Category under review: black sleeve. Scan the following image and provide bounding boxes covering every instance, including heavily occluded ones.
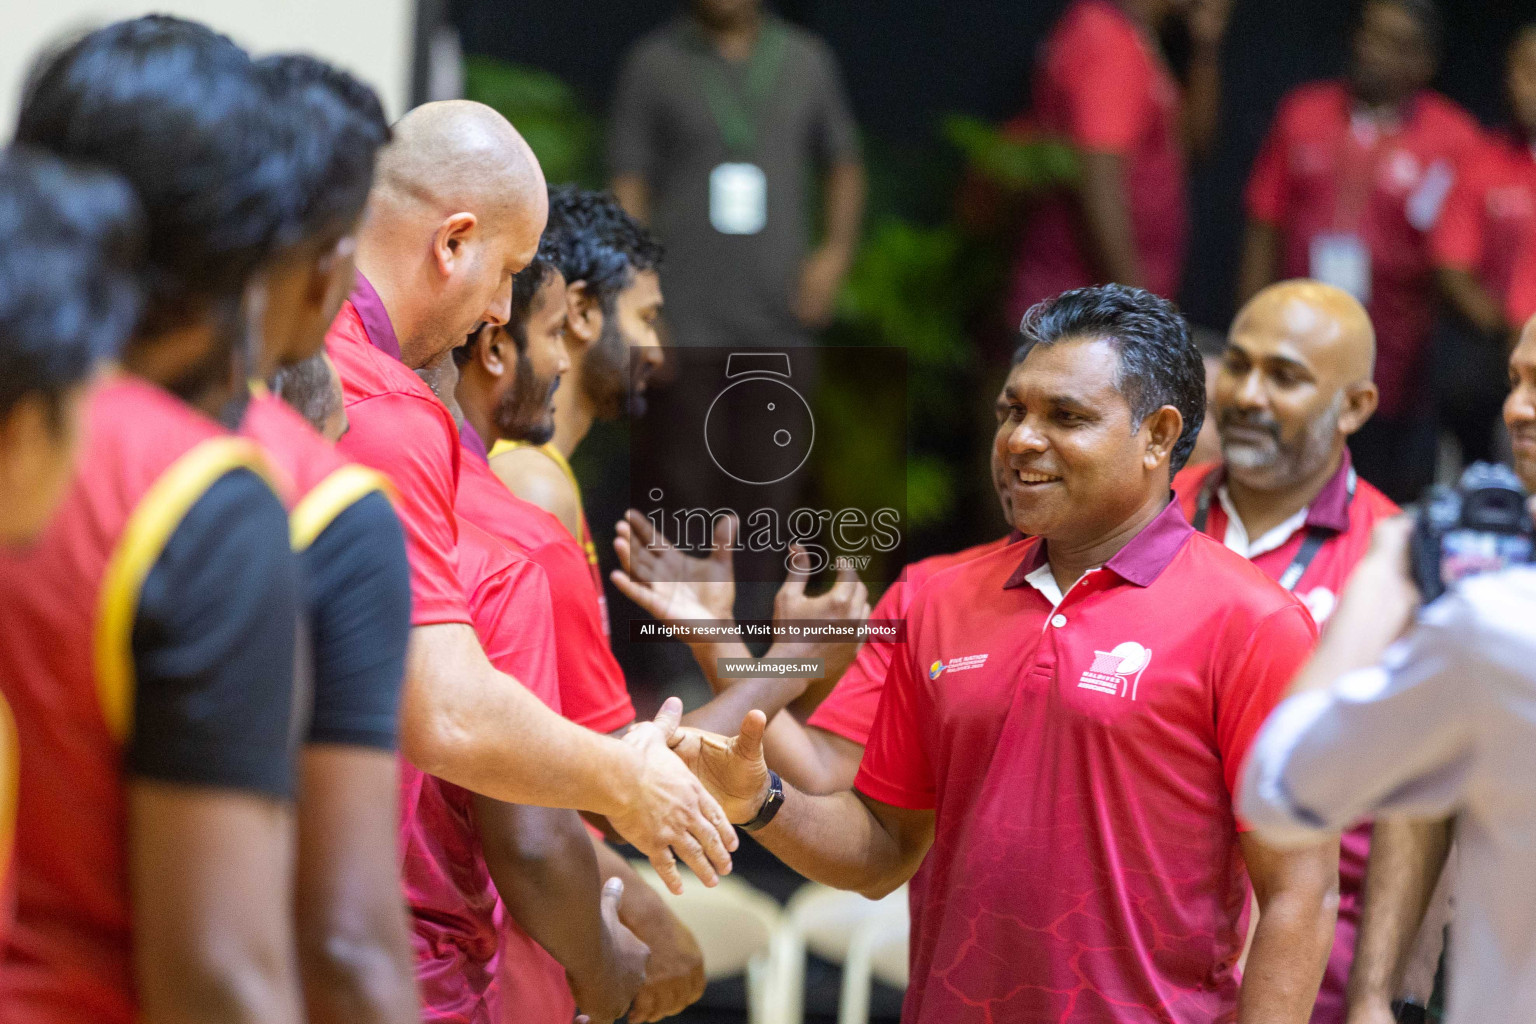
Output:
[129,469,301,798]
[300,491,411,749]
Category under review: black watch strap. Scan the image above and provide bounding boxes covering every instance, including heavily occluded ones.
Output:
[741,770,784,833]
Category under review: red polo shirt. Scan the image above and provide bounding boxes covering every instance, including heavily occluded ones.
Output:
[1246,82,1482,418]
[1007,0,1186,320]
[1173,452,1398,1024]
[326,274,469,626]
[400,517,561,1023]
[1432,130,1536,326]
[455,428,635,733]
[856,500,1317,1024]
[807,534,1018,746]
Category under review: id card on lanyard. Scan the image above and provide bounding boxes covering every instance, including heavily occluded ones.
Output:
[696,21,786,236]
[1192,471,1356,594]
[1310,115,1384,304]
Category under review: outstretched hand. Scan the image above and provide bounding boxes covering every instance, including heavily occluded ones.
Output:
[770,553,871,681]
[612,510,737,624]
[667,710,773,826]
[608,698,738,894]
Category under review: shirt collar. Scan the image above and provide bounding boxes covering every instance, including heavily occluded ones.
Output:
[349,272,401,362]
[1004,497,1194,592]
[1203,449,1355,537]
[459,421,490,465]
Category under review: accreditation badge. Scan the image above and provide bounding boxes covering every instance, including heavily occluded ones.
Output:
[1309,232,1371,304]
[709,162,767,235]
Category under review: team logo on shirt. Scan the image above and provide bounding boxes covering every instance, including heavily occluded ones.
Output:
[929,654,988,680]
[1078,641,1152,700]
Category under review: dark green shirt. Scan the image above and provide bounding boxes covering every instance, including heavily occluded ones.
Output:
[610,16,861,346]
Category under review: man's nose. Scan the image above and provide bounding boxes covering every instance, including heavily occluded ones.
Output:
[1230,368,1267,410]
[1003,419,1048,456]
[483,279,512,328]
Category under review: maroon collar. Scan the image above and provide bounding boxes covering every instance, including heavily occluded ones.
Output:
[1004,497,1195,591]
[459,420,490,466]
[349,272,401,362]
[1202,449,1355,535]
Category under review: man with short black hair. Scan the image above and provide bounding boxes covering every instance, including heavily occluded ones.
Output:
[670,284,1339,1024]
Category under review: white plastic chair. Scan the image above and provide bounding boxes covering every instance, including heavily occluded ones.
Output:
[768,882,909,1024]
[627,861,787,1023]
[837,899,910,1024]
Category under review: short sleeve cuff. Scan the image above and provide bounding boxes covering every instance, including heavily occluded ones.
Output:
[1238,689,1339,846]
[853,768,934,811]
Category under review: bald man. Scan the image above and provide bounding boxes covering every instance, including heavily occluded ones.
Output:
[1172,279,1399,1024]
[323,100,736,894]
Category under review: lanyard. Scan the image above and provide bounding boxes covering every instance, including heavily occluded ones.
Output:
[693,21,787,158]
[1193,472,1356,593]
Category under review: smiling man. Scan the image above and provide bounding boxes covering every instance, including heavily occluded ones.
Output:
[670,284,1339,1023]
[1173,280,1399,1024]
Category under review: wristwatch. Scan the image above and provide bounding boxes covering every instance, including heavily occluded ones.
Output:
[741,770,784,833]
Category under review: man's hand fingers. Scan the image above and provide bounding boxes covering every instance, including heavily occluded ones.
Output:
[650,847,684,896]
[651,696,684,741]
[696,783,738,854]
[626,508,661,548]
[610,569,668,620]
[711,513,739,564]
[736,709,768,764]
[672,831,719,887]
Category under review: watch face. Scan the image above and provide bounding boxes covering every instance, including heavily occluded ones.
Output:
[704,375,815,485]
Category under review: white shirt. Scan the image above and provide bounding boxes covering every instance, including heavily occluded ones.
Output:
[1216,484,1309,560]
[1241,566,1536,1024]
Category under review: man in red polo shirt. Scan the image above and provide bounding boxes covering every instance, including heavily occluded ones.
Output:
[670,285,1338,1024]
[324,99,735,893]
[1240,0,1482,504]
[1173,280,1397,1024]
[1006,0,1229,321]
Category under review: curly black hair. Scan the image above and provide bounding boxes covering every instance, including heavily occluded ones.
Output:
[255,53,391,252]
[0,146,144,421]
[1017,284,1206,475]
[16,16,289,337]
[539,184,662,313]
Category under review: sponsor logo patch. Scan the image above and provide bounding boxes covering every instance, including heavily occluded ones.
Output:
[1077,641,1152,700]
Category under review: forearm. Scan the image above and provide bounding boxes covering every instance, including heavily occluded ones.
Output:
[1078,152,1143,287]
[1437,267,1509,338]
[399,624,634,814]
[763,713,860,795]
[821,161,866,257]
[687,639,753,694]
[1238,222,1280,304]
[476,797,608,980]
[1346,817,1453,1010]
[1239,891,1338,1023]
[682,674,810,735]
[294,749,418,1024]
[753,785,915,899]
[1183,42,1223,159]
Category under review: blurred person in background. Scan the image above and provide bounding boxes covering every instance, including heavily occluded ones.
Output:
[320,99,737,890]
[1240,0,1483,504]
[1345,311,1536,1024]
[1429,24,1536,466]
[1005,0,1230,322]
[2,17,309,1023]
[668,285,1338,1024]
[1174,280,1395,1024]
[609,0,865,346]
[0,147,146,948]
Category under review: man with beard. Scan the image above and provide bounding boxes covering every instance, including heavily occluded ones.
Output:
[1172,280,1398,1024]
[667,284,1337,1024]
[1239,0,1482,504]
[322,102,736,895]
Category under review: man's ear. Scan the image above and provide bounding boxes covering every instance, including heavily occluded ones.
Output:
[432,212,478,277]
[1337,380,1380,437]
[1142,405,1185,470]
[475,325,509,379]
[565,280,602,347]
